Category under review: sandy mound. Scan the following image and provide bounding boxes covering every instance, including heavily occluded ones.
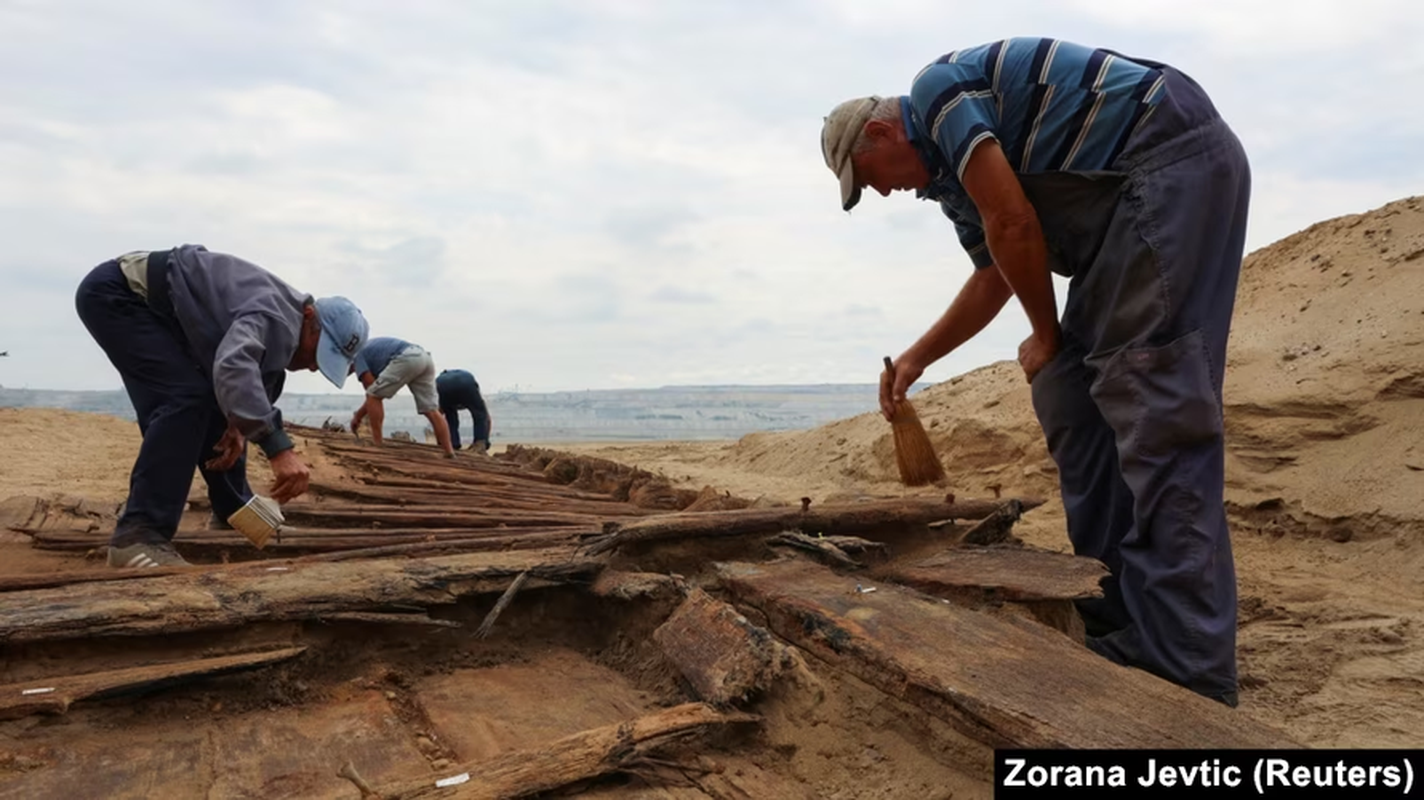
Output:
[1222,196,1424,537]
[0,409,138,503]
[0,407,283,519]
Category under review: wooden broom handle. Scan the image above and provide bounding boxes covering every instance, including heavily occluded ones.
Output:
[883,357,899,414]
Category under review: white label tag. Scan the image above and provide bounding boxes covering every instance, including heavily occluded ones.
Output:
[435,773,471,788]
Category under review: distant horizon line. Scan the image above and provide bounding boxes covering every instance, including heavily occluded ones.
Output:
[0,381,938,395]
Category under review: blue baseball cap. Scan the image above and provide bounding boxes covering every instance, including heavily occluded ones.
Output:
[312,296,369,388]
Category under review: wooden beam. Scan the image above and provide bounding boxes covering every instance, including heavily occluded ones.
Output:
[27,527,594,555]
[885,545,1109,603]
[0,565,194,593]
[279,507,607,529]
[3,532,600,592]
[304,481,652,515]
[0,647,306,720]
[958,499,1026,546]
[295,531,598,563]
[716,558,1298,750]
[314,612,461,629]
[374,702,760,799]
[767,532,880,569]
[582,497,1040,556]
[653,587,791,706]
[30,525,572,542]
[0,549,601,643]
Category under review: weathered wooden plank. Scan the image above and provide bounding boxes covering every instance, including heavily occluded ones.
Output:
[314,612,461,628]
[716,558,1299,750]
[653,588,792,707]
[767,532,885,569]
[0,566,193,593]
[373,702,761,800]
[583,497,1040,555]
[305,481,653,515]
[589,570,684,602]
[0,647,306,720]
[354,479,622,504]
[279,506,607,528]
[0,549,601,643]
[323,444,552,481]
[886,545,1108,603]
[29,526,593,554]
[958,499,1026,546]
[296,531,598,562]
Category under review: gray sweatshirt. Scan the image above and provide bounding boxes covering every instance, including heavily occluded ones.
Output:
[165,244,308,457]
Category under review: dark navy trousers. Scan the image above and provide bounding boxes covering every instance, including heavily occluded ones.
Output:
[75,260,253,547]
[437,371,489,450]
[1026,69,1250,704]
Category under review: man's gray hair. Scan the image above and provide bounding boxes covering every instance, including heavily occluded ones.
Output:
[851,97,904,154]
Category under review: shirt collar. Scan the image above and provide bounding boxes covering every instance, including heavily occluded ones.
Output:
[899,96,955,201]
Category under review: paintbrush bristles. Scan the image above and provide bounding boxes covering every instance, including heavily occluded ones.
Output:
[888,398,946,487]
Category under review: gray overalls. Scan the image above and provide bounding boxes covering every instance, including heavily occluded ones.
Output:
[1023,65,1251,705]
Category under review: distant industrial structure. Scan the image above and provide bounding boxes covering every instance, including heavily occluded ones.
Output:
[0,383,927,444]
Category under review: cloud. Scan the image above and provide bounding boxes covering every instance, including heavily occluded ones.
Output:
[337,236,448,288]
[649,286,718,305]
[1067,0,1420,53]
[1,1,1421,397]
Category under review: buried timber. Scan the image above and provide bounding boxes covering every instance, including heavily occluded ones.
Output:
[0,425,1296,800]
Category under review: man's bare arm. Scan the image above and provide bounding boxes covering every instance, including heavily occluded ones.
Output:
[959,139,1061,381]
[883,266,1012,418]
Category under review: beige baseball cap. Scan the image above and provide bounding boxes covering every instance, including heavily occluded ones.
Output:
[820,96,882,212]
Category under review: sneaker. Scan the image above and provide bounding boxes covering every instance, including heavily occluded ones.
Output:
[207,512,234,530]
[107,541,191,569]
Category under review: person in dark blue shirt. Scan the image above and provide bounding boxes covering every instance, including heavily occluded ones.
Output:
[435,369,492,454]
[821,38,1250,708]
[349,336,456,457]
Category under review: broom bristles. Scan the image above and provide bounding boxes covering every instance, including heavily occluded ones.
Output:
[889,397,946,487]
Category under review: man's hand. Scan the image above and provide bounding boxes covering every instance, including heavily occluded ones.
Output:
[268,449,311,504]
[1018,329,1060,384]
[880,355,925,420]
[204,424,245,471]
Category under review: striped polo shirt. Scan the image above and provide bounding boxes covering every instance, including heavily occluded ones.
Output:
[905,38,1168,267]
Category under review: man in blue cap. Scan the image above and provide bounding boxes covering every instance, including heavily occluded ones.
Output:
[821,38,1250,707]
[76,244,370,568]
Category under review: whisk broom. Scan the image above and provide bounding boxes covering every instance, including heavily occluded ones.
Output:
[883,356,946,487]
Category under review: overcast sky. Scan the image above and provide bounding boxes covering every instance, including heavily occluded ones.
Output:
[3,0,1421,396]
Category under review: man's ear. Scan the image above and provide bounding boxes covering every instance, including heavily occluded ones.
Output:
[863,119,895,143]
